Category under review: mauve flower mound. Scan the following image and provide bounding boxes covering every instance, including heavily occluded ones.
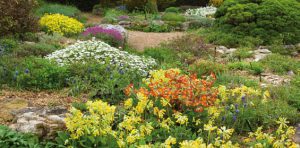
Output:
[83,26,123,41]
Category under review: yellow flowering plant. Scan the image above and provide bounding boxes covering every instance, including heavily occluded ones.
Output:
[59,69,299,148]
[39,14,84,36]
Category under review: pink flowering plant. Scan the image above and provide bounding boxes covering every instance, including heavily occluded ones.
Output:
[82,26,124,47]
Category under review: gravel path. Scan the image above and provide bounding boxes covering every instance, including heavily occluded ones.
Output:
[128,31,185,51]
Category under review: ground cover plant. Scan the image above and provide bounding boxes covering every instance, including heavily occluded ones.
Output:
[0,0,300,147]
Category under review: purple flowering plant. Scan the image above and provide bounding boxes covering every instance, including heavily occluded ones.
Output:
[83,26,123,41]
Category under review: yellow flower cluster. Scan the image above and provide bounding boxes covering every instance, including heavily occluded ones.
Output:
[245,117,298,148]
[218,85,269,103]
[39,14,84,36]
[63,69,299,148]
[65,100,116,139]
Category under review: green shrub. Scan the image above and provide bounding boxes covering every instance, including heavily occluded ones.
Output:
[232,48,253,61]
[0,125,41,147]
[12,42,58,58]
[162,12,185,22]
[21,32,39,42]
[0,38,18,53]
[0,0,38,37]
[125,0,176,11]
[215,73,259,87]
[260,54,300,75]
[144,47,176,63]
[12,57,69,90]
[187,17,215,28]
[189,60,227,76]
[66,61,143,104]
[35,3,80,17]
[165,7,181,13]
[200,28,262,47]
[215,0,300,45]
[103,9,126,24]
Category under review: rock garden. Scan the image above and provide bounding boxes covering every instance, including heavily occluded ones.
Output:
[0,0,300,147]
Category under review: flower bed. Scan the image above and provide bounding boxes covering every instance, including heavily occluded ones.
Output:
[45,40,156,76]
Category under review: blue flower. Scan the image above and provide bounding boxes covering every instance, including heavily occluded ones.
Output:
[25,69,29,74]
[234,104,238,109]
[15,70,19,75]
[233,115,237,121]
[222,116,226,121]
[242,96,246,103]
[235,109,240,114]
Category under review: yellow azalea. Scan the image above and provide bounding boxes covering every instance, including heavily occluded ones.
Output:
[217,126,234,140]
[124,98,133,109]
[139,123,154,137]
[174,112,189,125]
[208,106,220,119]
[262,90,270,103]
[119,114,142,131]
[161,98,171,107]
[193,117,201,126]
[126,129,140,144]
[160,118,174,130]
[117,139,126,148]
[218,85,228,101]
[39,14,83,36]
[254,143,264,148]
[137,145,152,148]
[162,136,177,148]
[179,138,205,148]
[135,92,148,114]
[65,100,115,139]
[204,121,217,132]
[154,107,166,119]
[276,117,289,129]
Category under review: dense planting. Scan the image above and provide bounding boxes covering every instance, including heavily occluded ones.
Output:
[1,0,300,147]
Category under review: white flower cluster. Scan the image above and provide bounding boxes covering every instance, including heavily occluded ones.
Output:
[45,40,156,76]
[185,6,217,17]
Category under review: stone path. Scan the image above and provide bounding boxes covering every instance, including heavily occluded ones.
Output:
[296,124,300,144]
[128,31,185,51]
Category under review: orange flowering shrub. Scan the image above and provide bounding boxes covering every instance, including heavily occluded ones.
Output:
[125,69,218,112]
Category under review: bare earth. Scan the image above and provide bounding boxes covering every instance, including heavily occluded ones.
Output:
[128,31,185,51]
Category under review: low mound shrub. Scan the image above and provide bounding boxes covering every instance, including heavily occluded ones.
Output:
[39,14,84,36]
[46,40,157,76]
[162,13,185,22]
[215,0,300,45]
[82,26,125,47]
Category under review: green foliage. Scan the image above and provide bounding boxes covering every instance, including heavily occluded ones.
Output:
[232,48,253,60]
[215,0,300,45]
[189,60,227,76]
[12,42,58,58]
[0,0,38,37]
[103,9,126,24]
[215,73,259,87]
[200,28,262,47]
[54,131,119,148]
[260,54,300,75]
[162,12,185,22]
[67,62,143,104]
[0,38,18,51]
[143,47,182,68]
[0,125,41,148]
[187,17,215,29]
[11,57,69,90]
[165,7,181,13]
[35,3,80,17]
[220,98,299,133]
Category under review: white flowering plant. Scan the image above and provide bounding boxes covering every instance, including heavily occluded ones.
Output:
[45,40,157,76]
[185,6,217,18]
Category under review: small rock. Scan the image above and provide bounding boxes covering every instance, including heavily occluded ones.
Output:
[47,115,64,124]
[255,48,271,54]
[287,70,295,76]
